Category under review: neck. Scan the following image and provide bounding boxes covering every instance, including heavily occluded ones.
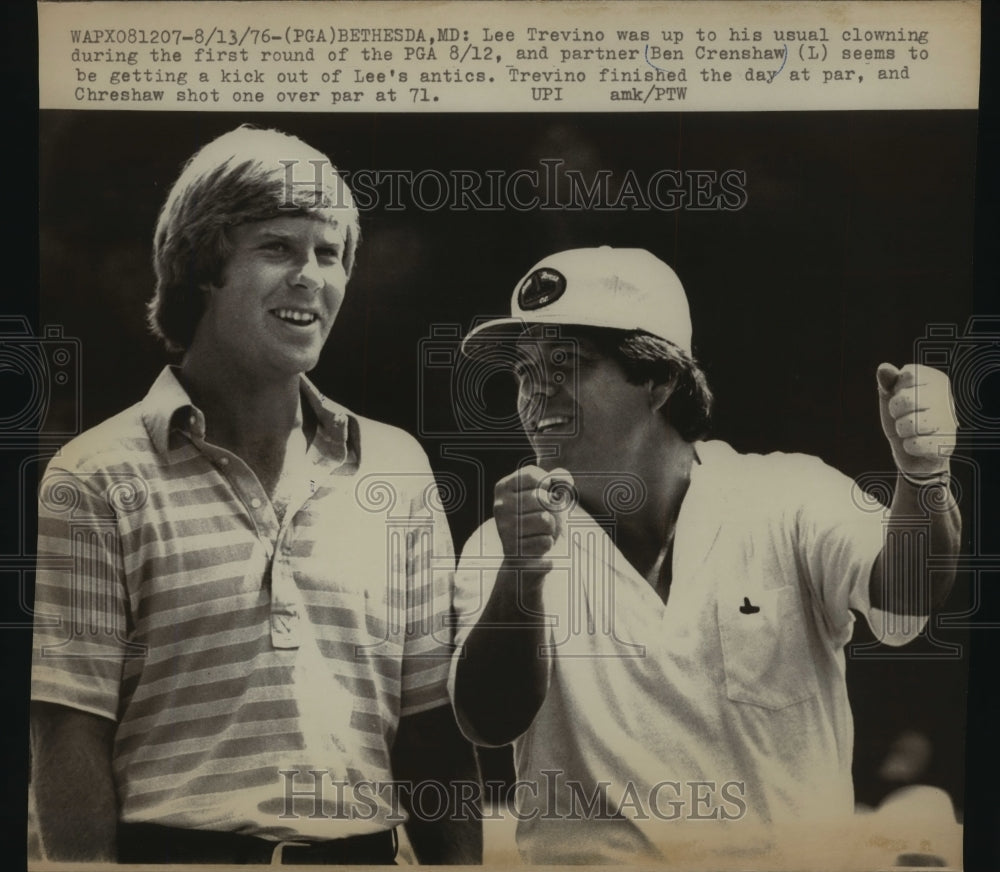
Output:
[575,432,695,588]
[179,354,305,449]
[614,435,695,544]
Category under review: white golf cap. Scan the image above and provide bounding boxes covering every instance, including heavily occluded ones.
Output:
[462,246,692,355]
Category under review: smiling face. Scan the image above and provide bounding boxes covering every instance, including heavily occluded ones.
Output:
[512,329,657,480]
[190,215,348,383]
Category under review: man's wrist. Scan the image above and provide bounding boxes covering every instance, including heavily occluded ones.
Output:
[898,468,951,488]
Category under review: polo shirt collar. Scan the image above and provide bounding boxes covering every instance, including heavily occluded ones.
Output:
[577,441,721,599]
[672,440,726,582]
[299,377,354,463]
[140,366,355,462]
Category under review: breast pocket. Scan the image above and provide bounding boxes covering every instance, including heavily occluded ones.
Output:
[717,586,819,710]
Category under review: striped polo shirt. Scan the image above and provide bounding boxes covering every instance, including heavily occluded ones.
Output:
[31,367,455,840]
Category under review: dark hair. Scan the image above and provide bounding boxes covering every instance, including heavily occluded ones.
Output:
[148,125,361,353]
[573,326,714,441]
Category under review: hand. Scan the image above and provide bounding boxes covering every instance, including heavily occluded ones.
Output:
[877,363,957,478]
[493,465,575,571]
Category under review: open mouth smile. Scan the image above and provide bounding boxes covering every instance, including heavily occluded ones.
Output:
[534,415,573,434]
[270,308,319,326]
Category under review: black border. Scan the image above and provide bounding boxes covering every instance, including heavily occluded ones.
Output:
[9,3,999,870]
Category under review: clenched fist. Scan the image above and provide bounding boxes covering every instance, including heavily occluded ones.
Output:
[493,465,575,572]
[877,363,957,479]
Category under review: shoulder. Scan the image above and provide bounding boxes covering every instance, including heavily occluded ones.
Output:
[697,439,852,491]
[37,401,156,519]
[694,440,864,529]
[297,372,429,472]
[312,387,431,473]
[353,413,432,472]
[328,406,446,516]
[44,366,190,480]
[43,400,151,480]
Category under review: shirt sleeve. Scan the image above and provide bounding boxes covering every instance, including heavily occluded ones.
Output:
[446,520,503,706]
[396,456,459,718]
[793,454,927,647]
[31,461,131,721]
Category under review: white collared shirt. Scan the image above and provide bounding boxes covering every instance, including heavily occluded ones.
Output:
[451,440,920,866]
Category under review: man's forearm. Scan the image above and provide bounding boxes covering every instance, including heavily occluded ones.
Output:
[870,473,962,613]
[31,702,118,862]
[454,562,551,747]
[392,706,483,864]
[402,796,483,865]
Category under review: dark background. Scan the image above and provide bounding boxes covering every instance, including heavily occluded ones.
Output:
[3,1,997,865]
[33,107,977,819]
[36,110,978,531]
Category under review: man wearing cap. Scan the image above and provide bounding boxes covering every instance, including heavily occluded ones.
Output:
[449,247,959,865]
[30,127,481,864]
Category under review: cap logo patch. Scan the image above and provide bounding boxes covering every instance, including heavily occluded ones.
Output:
[518,268,567,311]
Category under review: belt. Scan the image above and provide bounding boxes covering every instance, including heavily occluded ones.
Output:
[117,821,398,865]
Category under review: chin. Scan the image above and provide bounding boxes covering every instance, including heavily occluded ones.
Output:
[534,453,579,474]
[266,353,321,379]
[287,344,324,367]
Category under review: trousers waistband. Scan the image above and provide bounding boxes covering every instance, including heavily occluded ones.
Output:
[117,821,398,865]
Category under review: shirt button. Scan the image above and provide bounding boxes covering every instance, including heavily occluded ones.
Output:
[250,497,262,509]
[219,457,229,466]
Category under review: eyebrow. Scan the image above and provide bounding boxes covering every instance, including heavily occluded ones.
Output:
[249,225,344,243]
[511,343,584,369]
[515,338,587,353]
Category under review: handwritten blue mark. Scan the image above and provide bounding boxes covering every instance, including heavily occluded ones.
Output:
[773,44,788,80]
[644,44,667,73]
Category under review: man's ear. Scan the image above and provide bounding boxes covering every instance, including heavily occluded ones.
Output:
[648,375,677,414]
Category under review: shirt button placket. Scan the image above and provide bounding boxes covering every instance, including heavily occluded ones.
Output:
[270,539,301,649]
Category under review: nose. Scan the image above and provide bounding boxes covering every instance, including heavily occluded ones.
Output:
[516,361,564,416]
[291,252,324,292]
